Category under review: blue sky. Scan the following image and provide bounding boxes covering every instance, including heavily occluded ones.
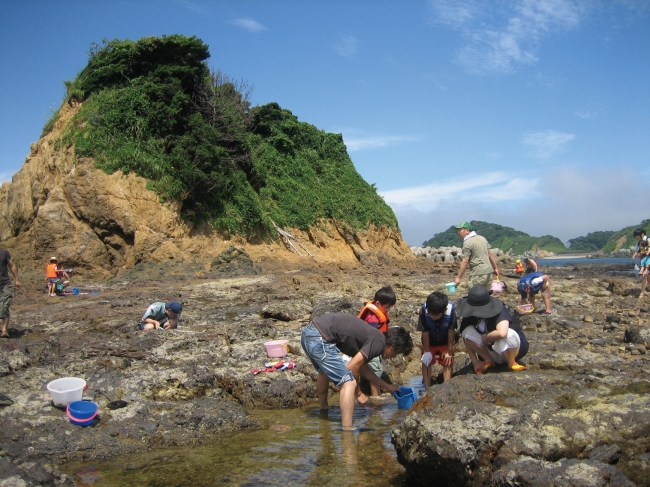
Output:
[1,0,649,246]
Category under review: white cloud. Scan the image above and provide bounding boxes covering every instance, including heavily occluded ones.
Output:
[392,164,646,247]
[334,35,359,58]
[521,129,575,158]
[381,172,538,212]
[575,107,602,119]
[343,134,419,151]
[230,18,266,33]
[174,0,210,16]
[428,0,583,75]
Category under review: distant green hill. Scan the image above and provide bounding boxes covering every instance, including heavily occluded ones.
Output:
[601,220,650,253]
[46,35,397,239]
[567,231,616,252]
[422,221,567,254]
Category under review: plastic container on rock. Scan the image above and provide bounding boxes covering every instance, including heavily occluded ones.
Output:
[393,386,417,409]
[67,401,98,426]
[517,304,534,315]
[264,340,289,358]
[46,377,87,407]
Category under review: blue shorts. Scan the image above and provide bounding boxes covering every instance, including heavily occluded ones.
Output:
[47,278,59,284]
[641,256,650,268]
[301,323,354,387]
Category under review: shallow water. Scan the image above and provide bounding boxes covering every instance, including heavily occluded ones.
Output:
[62,378,426,487]
[539,257,635,266]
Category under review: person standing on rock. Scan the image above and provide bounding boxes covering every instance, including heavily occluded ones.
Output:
[301,312,413,430]
[453,222,499,289]
[457,286,528,373]
[139,301,182,330]
[357,285,396,398]
[0,249,22,338]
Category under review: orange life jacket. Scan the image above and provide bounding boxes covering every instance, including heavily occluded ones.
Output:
[358,302,389,333]
[515,263,524,273]
[46,263,58,279]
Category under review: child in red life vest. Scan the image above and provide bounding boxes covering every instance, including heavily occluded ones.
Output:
[358,285,395,398]
[417,291,457,389]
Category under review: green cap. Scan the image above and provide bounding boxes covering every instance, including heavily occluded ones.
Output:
[454,221,473,230]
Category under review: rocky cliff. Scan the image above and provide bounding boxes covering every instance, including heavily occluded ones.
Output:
[0,102,411,279]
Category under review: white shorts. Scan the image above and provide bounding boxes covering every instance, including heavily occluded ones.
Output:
[462,326,520,364]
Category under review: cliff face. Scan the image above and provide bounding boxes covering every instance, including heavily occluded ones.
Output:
[0,102,412,278]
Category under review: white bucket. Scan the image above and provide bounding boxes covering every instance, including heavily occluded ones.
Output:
[46,377,87,407]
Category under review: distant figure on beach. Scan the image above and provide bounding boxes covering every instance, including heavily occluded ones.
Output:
[139,301,182,330]
[457,286,528,374]
[453,221,499,289]
[0,249,21,339]
[301,312,412,430]
[357,285,395,398]
[637,240,650,299]
[523,257,538,274]
[45,257,69,296]
[632,229,648,261]
[418,291,456,388]
[514,259,524,276]
[517,272,552,316]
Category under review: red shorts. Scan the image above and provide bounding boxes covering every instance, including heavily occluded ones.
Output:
[421,344,454,366]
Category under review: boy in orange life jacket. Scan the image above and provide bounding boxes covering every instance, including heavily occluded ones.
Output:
[358,285,395,398]
[514,259,524,276]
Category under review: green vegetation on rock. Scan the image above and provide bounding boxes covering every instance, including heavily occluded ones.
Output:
[49,35,397,238]
[567,231,616,252]
[423,221,567,254]
[600,220,650,253]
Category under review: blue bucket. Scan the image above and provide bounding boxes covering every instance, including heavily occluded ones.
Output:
[393,386,417,409]
[67,400,98,426]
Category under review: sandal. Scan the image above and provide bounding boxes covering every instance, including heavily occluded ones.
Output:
[483,362,496,372]
[0,332,9,339]
[542,311,552,316]
[510,362,526,372]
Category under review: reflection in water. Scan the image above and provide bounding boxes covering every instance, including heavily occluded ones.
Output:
[62,379,425,486]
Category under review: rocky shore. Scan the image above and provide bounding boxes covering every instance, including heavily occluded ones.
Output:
[1,249,649,486]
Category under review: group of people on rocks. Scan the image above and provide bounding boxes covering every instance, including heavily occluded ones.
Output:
[302,221,531,430]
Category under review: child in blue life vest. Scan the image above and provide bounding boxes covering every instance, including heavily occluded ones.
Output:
[517,272,552,316]
[358,285,395,398]
[417,291,457,388]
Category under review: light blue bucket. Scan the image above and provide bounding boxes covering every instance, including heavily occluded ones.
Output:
[393,386,417,409]
[445,282,457,293]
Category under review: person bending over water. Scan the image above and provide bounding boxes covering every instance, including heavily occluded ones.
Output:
[301,313,412,430]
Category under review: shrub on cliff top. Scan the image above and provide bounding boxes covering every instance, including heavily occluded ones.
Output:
[52,35,397,238]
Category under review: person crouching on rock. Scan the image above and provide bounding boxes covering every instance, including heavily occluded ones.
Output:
[517,272,552,316]
[357,285,396,398]
[139,301,182,331]
[301,313,413,430]
[418,291,456,388]
[457,286,528,374]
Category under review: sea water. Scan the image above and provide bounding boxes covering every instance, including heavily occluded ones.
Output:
[62,377,428,487]
[539,257,635,267]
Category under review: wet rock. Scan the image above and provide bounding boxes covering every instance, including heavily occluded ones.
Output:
[625,325,650,345]
[392,366,649,487]
[588,444,622,464]
[207,246,261,278]
[261,301,312,322]
[491,457,634,487]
